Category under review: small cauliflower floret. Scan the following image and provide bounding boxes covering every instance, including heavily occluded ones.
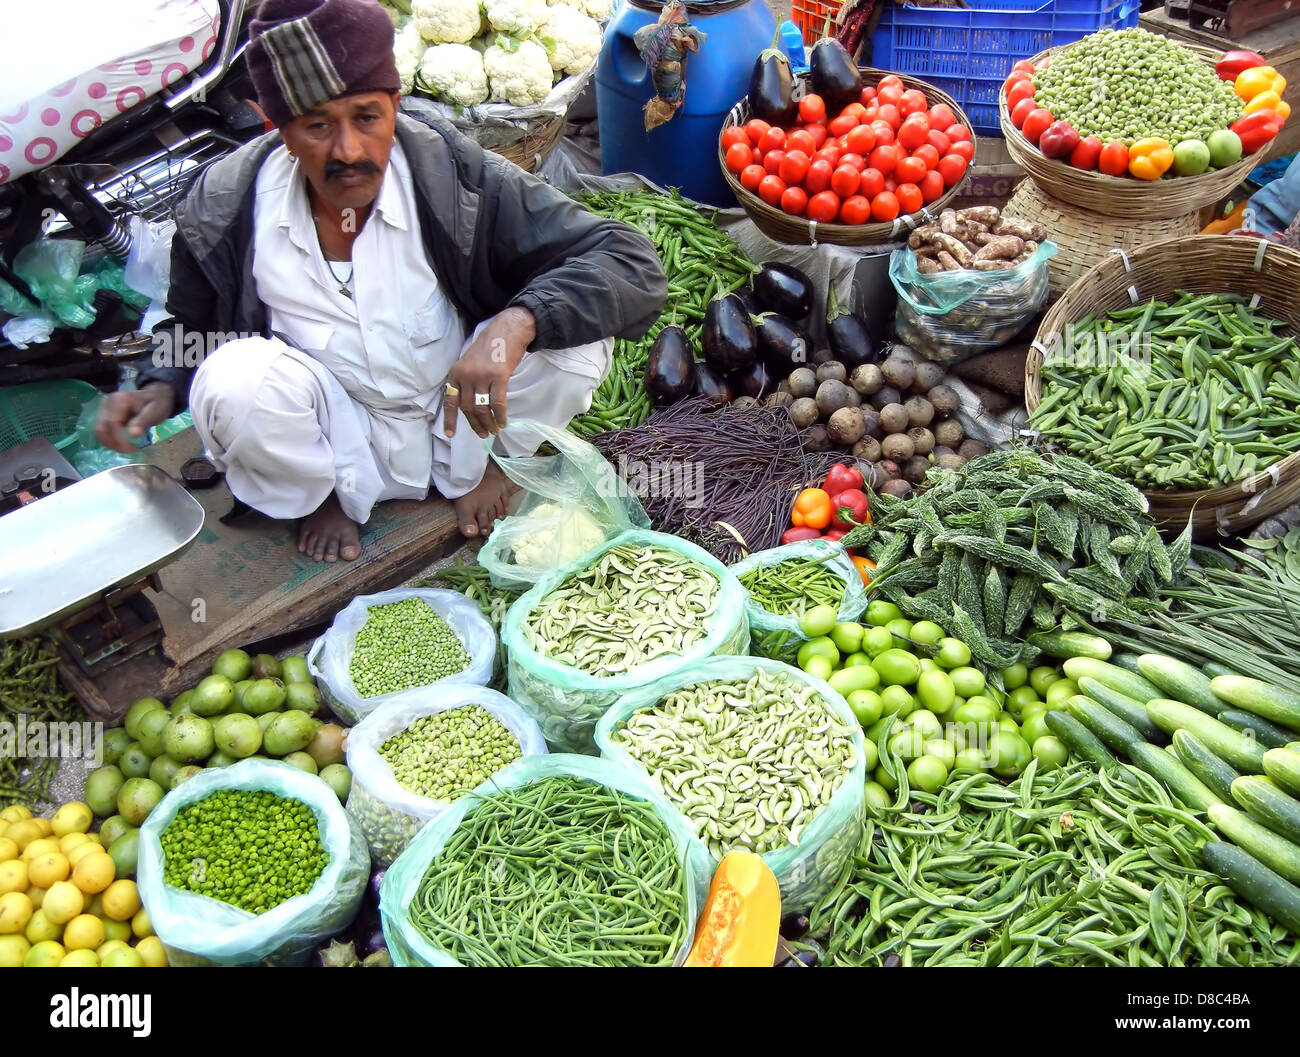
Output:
[485,0,548,35]
[510,504,608,568]
[419,43,490,106]
[540,3,602,75]
[394,22,425,94]
[483,39,553,105]
[570,0,611,18]
[412,0,482,43]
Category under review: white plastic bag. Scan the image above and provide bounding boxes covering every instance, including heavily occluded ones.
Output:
[307,588,496,726]
[124,215,176,302]
[344,687,548,866]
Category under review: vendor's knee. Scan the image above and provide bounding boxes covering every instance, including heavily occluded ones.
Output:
[190,338,319,449]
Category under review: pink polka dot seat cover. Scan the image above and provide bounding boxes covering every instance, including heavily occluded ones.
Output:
[0,0,222,184]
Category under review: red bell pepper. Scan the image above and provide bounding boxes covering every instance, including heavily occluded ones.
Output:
[823,463,865,496]
[1038,120,1080,159]
[1217,49,1267,82]
[781,526,824,545]
[830,488,870,530]
[1231,110,1283,154]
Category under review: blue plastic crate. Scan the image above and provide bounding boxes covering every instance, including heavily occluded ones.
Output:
[869,0,1140,135]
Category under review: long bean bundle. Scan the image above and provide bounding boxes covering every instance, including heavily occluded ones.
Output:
[738,556,846,617]
[0,638,81,808]
[408,776,691,967]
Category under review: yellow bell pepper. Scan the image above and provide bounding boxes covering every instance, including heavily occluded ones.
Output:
[1244,91,1291,121]
[1128,138,1175,181]
[1235,66,1286,102]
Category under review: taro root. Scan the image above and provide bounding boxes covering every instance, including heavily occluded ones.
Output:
[790,397,820,429]
[827,406,866,446]
[878,402,909,435]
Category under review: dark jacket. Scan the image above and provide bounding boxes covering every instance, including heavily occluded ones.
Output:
[137,111,666,407]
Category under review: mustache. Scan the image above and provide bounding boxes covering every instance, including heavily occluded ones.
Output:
[324,159,381,180]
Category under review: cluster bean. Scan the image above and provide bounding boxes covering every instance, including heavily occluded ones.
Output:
[349,598,470,697]
[522,544,719,675]
[409,776,691,966]
[738,556,846,617]
[379,706,521,802]
[610,668,859,857]
[0,638,81,807]
[159,790,329,914]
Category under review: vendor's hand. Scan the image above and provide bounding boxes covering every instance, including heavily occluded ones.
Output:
[94,382,176,453]
[444,307,534,440]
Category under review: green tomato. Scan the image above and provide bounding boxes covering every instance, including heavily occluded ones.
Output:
[865,600,902,627]
[1045,678,1079,710]
[910,709,943,741]
[918,658,940,674]
[861,738,879,774]
[829,664,880,698]
[989,732,1032,779]
[874,764,899,793]
[862,626,896,657]
[799,603,839,638]
[922,738,957,769]
[889,727,927,761]
[829,622,865,656]
[873,648,921,687]
[949,666,985,698]
[908,755,949,794]
[1172,138,1210,176]
[803,656,834,683]
[1021,711,1053,746]
[997,715,1021,736]
[1001,663,1029,690]
[909,620,945,647]
[916,669,956,715]
[1032,735,1069,771]
[842,652,874,669]
[864,717,891,745]
[884,618,914,646]
[1007,685,1042,715]
[879,685,915,719]
[863,781,892,815]
[847,690,883,727]
[1028,665,1059,698]
[797,636,840,670]
[1207,128,1243,167]
[952,699,999,726]
[935,637,971,669]
[953,747,987,774]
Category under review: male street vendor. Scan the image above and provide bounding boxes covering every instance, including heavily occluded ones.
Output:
[95,0,665,562]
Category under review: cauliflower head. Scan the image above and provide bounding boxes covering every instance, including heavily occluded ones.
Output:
[412,0,482,43]
[510,504,608,569]
[540,4,601,75]
[565,0,611,19]
[419,43,490,106]
[394,22,425,94]
[483,38,554,105]
[485,0,548,35]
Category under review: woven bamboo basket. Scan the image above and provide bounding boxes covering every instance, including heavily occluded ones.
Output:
[480,112,566,173]
[719,69,974,246]
[1025,235,1300,536]
[1003,179,1201,301]
[999,42,1274,221]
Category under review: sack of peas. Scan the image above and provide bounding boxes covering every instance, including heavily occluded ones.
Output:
[729,538,869,665]
[500,529,750,754]
[307,588,497,726]
[344,687,548,867]
[379,754,714,966]
[595,655,868,912]
[136,759,370,966]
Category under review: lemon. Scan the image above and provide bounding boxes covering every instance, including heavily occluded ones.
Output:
[31,817,53,837]
[85,893,104,918]
[25,939,65,966]
[0,933,30,966]
[101,945,144,967]
[0,891,33,934]
[27,851,70,889]
[66,841,103,867]
[60,948,99,967]
[95,939,129,959]
[58,832,91,854]
[27,885,47,909]
[25,908,61,944]
[0,859,28,894]
[102,918,132,944]
[51,802,93,837]
[5,819,42,851]
[72,852,115,895]
[63,913,105,951]
[0,837,17,862]
[21,837,60,863]
[101,879,140,922]
[0,805,32,823]
[42,881,84,925]
[80,832,103,846]
[130,907,153,939]
[135,936,167,967]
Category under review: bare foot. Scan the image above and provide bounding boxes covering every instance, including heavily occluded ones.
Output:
[299,492,361,562]
[454,462,509,539]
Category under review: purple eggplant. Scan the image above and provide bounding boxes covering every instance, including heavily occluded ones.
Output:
[810,36,862,113]
[826,285,877,368]
[645,325,697,406]
[748,29,797,126]
[693,362,733,406]
[753,262,813,321]
[702,293,758,373]
[754,312,813,375]
[729,359,773,400]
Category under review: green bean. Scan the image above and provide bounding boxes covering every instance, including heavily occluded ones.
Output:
[738,555,847,617]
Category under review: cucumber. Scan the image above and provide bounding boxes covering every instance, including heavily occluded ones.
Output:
[1210,675,1300,733]
[1217,709,1296,750]
[1231,776,1300,844]
[1127,742,1222,810]
[1203,661,1236,679]
[1045,709,1119,771]
[1142,698,1268,774]
[1263,747,1300,797]
[1207,803,1300,884]
[1199,842,1300,935]
[1136,654,1224,716]
[1027,631,1112,661]
[1110,652,1145,676]
[1063,657,1163,706]
[1172,730,1242,805]
[1076,676,1165,743]
[1067,696,1147,757]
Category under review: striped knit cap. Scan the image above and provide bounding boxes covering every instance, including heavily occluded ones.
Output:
[247,0,400,128]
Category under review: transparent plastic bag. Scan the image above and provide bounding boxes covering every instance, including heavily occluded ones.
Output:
[307,588,496,727]
[73,396,144,474]
[135,759,370,967]
[594,655,867,912]
[378,753,713,966]
[344,687,548,867]
[729,538,869,664]
[889,242,1058,365]
[123,215,176,303]
[477,419,649,590]
[13,238,97,328]
[0,276,40,318]
[501,529,750,754]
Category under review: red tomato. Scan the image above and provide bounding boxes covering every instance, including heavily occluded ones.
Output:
[845,124,877,156]
[744,119,771,146]
[862,102,881,124]
[1004,70,1032,94]
[869,144,899,175]
[926,129,952,155]
[944,123,972,143]
[798,94,827,124]
[895,182,923,215]
[804,157,834,194]
[937,153,969,187]
[895,155,928,185]
[877,84,903,107]
[721,126,749,150]
[724,142,753,173]
[896,114,930,151]
[870,191,900,222]
[815,144,842,164]
[928,103,956,130]
[918,169,945,203]
[878,74,904,92]
[779,149,810,186]
[913,143,940,170]
[1012,59,1036,75]
[1011,97,1037,129]
[830,164,860,198]
[740,163,766,191]
[837,134,851,150]
[877,103,902,130]
[828,114,859,137]
[1069,134,1103,171]
[1099,140,1130,177]
[870,121,896,146]
[763,149,786,175]
[858,167,885,198]
[806,123,828,148]
[806,190,842,223]
[758,126,786,153]
[842,103,868,121]
[900,89,929,116]
[839,152,867,171]
[787,129,817,156]
[1020,108,1054,146]
[1007,79,1036,111]
[839,194,871,225]
[780,185,808,216]
[758,174,787,206]
[883,175,898,193]
[860,86,877,106]
[948,139,976,163]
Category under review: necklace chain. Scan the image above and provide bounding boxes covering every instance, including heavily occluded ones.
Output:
[314,213,354,297]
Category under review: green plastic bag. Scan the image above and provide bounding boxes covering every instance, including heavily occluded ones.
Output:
[594,655,867,912]
[13,239,97,329]
[729,538,869,664]
[378,754,714,966]
[136,759,370,966]
[501,529,750,754]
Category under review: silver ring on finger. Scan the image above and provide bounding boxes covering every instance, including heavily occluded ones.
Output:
[474,392,491,406]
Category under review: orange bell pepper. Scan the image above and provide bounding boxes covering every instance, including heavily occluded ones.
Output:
[1244,91,1291,121]
[1235,66,1286,102]
[1128,138,1174,181]
[851,555,876,586]
[791,488,834,530]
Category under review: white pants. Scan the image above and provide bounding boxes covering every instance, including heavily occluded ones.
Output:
[188,332,612,525]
